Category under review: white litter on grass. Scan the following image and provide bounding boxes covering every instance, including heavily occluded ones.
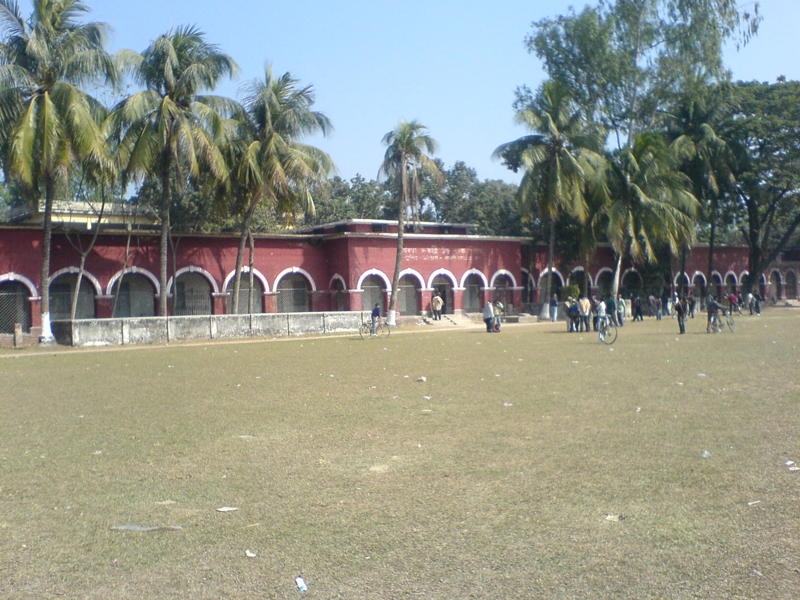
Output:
[245,549,257,558]
[111,524,182,532]
[216,506,239,512]
[785,460,795,466]
[604,513,625,521]
[416,376,427,383]
[422,395,432,400]
[747,500,761,506]
[701,450,712,459]
[697,372,707,378]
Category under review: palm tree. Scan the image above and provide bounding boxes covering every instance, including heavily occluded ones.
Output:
[601,132,699,297]
[379,120,441,321]
[494,81,606,319]
[226,67,333,313]
[109,25,237,316]
[0,0,116,341]
[667,95,735,289]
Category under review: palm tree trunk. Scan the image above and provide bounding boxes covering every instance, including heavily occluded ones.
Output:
[388,157,408,323]
[159,168,171,316]
[538,219,555,320]
[707,195,717,287]
[39,181,55,342]
[232,223,248,315]
[611,253,623,299]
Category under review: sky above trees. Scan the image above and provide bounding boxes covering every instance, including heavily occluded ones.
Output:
[17,0,800,184]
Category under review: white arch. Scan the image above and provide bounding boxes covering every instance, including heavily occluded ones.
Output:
[48,267,103,296]
[537,267,564,288]
[0,272,39,297]
[709,270,724,284]
[459,268,489,289]
[724,270,739,286]
[357,268,392,291]
[106,266,160,296]
[738,270,750,285]
[328,273,347,290]
[672,271,691,287]
[427,268,458,289]
[169,266,220,294]
[594,266,614,283]
[691,271,707,286]
[398,268,425,289]
[768,268,785,285]
[490,269,518,288]
[274,266,317,292]
[222,267,270,294]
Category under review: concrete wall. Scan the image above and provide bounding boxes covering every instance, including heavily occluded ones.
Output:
[52,311,366,347]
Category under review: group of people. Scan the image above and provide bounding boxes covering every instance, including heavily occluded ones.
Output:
[562,294,625,333]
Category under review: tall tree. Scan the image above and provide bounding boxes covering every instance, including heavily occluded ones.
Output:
[495,81,605,319]
[600,132,698,297]
[525,0,760,149]
[0,0,116,340]
[379,120,441,320]
[109,25,237,316]
[226,67,333,313]
[667,90,735,285]
[719,80,800,295]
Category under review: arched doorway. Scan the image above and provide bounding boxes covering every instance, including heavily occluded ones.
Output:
[785,271,797,300]
[692,274,707,300]
[621,270,643,300]
[49,273,96,319]
[568,269,589,297]
[430,274,454,315]
[361,274,385,312]
[463,273,483,313]
[225,275,264,314]
[396,274,420,315]
[0,280,32,333]
[173,272,212,316]
[277,273,311,313]
[111,273,156,318]
[538,272,562,301]
[708,273,723,298]
[595,270,613,297]
[492,273,514,307]
[725,273,738,294]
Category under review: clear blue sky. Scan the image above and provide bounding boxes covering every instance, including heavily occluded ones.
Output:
[24,0,800,183]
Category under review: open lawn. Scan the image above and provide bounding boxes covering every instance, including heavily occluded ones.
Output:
[1,310,798,599]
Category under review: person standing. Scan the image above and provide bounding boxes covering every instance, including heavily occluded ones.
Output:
[370,303,381,335]
[431,293,443,321]
[616,295,626,327]
[578,294,591,332]
[549,294,559,322]
[675,296,687,334]
[606,294,617,326]
[483,300,495,332]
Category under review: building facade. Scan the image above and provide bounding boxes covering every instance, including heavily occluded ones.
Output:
[1,219,797,337]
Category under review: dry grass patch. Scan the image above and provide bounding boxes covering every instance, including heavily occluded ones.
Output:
[0,311,798,598]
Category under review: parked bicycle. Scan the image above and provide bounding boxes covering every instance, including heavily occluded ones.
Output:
[359,316,391,339]
[597,316,618,345]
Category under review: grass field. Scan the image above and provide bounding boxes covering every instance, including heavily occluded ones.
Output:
[1,310,798,599]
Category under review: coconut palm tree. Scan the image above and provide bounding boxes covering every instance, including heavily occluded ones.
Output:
[601,132,699,297]
[226,67,333,313]
[667,95,735,287]
[109,25,237,316]
[379,120,442,321]
[494,81,606,319]
[0,0,116,340]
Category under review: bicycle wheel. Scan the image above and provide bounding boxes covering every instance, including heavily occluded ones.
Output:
[708,315,722,333]
[726,314,736,332]
[600,321,618,345]
[358,323,370,340]
[377,322,391,337]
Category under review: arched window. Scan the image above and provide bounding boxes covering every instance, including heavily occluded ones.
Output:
[49,273,95,319]
[226,276,264,314]
[361,275,385,311]
[396,274,420,316]
[111,274,156,318]
[463,273,483,312]
[0,281,32,333]
[277,273,311,313]
[174,272,212,316]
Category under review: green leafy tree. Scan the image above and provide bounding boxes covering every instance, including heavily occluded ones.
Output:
[718,80,800,294]
[109,25,237,316]
[495,81,606,318]
[312,174,389,224]
[0,0,116,340]
[379,120,442,318]
[226,67,333,313]
[526,0,760,149]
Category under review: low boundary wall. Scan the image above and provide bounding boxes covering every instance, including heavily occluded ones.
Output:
[52,311,367,347]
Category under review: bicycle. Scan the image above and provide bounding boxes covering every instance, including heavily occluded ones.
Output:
[707,310,735,333]
[359,316,391,339]
[597,316,618,345]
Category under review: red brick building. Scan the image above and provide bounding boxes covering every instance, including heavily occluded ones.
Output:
[0,219,797,338]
